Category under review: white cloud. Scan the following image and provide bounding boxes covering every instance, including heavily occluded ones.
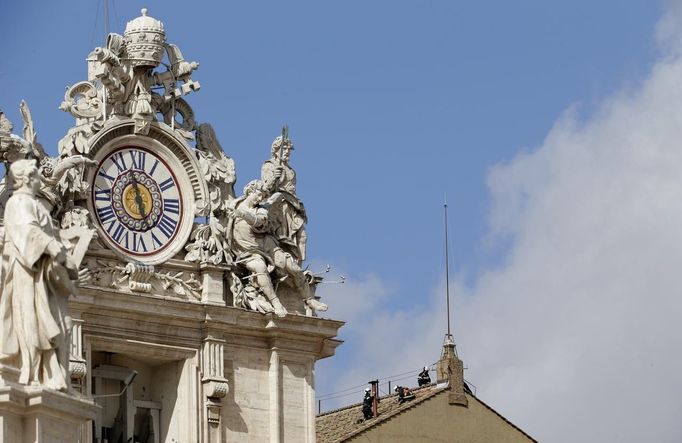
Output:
[317,7,682,442]
[314,269,453,409]
[462,48,682,440]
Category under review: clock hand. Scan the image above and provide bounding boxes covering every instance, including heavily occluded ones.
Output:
[130,174,148,222]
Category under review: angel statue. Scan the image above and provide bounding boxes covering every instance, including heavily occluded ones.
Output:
[227,180,289,317]
[227,180,327,317]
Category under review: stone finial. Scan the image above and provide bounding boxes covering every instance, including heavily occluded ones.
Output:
[124,7,165,67]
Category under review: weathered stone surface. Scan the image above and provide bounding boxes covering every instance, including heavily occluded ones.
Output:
[1,8,343,442]
[0,383,98,443]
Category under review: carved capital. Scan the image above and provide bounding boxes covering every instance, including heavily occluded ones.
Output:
[201,336,229,399]
[69,360,88,380]
[202,379,229,398]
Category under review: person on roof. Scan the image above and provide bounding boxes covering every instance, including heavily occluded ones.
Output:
[394,385,415,404]
[418,366,431,386]
[362,388,374,419]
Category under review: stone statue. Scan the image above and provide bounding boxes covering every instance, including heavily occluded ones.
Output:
[227,180,327,316]
[0,103,45,163]
[0,159,80,390]
[261,133,308,263]
[227,180,289,317]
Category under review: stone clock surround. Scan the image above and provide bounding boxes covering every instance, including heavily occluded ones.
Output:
[85,118,208,265]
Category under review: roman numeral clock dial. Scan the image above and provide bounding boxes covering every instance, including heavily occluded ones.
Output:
[91,146,186,264]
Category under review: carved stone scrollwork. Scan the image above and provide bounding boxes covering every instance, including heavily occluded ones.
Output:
[125,262,154,292]
[59,81,102,119]
[159,97,196,140]
[86,258,202,300]
[184,123,236,266]
[204,380,229,399]
[69,360,87,381]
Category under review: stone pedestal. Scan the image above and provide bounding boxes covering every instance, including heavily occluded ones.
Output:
[200,263,229,305]
[0,382,99,443]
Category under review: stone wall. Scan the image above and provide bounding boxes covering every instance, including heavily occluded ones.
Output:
[350,393,534,443]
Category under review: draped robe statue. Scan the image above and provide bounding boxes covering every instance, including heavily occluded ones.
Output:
[0,159,79,390]
[261,135,308,263]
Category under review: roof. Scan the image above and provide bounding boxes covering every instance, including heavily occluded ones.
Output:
[316,384,447,443]
[315,384,537,443]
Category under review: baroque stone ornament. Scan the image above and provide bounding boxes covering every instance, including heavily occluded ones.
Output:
[261,128,308,262]
[85,257,202,300]
[2,8,328,316]
[0,160,93,390]
[1,9,344,443]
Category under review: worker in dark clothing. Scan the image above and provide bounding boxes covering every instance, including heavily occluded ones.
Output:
[362,388,374,419]
[418,366,431,386]
[394,385,415,404]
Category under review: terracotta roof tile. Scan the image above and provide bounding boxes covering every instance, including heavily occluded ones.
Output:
[316,384,446,443]
[316,384,537,443]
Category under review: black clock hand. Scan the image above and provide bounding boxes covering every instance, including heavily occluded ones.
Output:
[130,174,147,221]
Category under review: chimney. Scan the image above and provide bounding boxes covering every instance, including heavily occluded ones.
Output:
[435,334,468,407]
[369,379,379,417]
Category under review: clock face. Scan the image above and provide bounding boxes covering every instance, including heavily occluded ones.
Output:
[92,146,183,259]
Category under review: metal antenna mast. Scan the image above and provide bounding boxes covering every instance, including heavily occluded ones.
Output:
[103,0,109,38]
[444,197,452,337]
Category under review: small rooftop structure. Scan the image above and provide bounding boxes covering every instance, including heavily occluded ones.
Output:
[316,383,536,443]
[316,336,537,442]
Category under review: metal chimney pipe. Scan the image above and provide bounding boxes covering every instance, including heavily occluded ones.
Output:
[369,380,379,418]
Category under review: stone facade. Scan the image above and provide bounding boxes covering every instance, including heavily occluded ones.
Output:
[72,253,342,442]
[0,8,343,443]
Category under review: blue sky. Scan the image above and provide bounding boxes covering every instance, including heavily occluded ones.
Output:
[0,1,660,282]
[4,1,682,441]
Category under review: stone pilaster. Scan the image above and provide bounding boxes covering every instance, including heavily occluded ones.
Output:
[201,334,229,442]
[269,347,282,443]
[69,317,87,390]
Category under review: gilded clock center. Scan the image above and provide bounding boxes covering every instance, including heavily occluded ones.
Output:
[123,183,153,219]
[111,170,163,231]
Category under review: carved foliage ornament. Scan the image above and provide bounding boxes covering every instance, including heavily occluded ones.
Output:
[85,258,201,300]
[1,9,328,318]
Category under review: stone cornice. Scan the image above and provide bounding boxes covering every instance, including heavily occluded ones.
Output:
[73,285,344,359]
